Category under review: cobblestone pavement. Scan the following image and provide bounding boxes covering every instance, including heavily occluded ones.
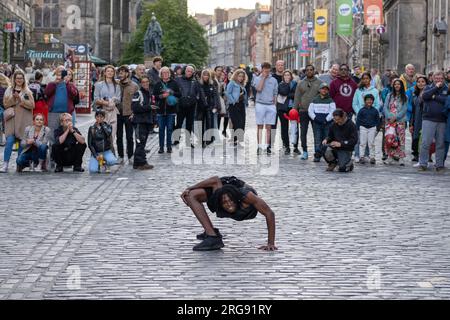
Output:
[0,107,450,300]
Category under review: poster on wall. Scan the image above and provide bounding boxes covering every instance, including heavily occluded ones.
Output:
[73,61,91,114]
[337,0,353,36]
[364,0,384,26]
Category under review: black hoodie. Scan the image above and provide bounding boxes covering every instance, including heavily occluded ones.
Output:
[326,118,358,151]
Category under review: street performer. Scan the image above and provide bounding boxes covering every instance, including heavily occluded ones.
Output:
[181,176,277,252]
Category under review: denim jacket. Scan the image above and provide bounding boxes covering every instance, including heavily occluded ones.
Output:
[225,80,248,107]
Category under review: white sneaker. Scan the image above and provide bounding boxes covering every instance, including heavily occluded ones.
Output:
[383,157,394,165]
[413,162,421,167]
[354,156,360,163]
[0,162,9,173]
[399,158,405,166]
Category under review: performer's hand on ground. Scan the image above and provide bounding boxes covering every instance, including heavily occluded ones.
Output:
[181,189,190,205]
[258,244,278,251]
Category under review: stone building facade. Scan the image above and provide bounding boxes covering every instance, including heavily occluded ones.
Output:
[29,0,144,64]
[207,5,271,67]
[1,0,33,63]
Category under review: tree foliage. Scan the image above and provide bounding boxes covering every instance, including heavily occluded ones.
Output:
[120,0,209,68]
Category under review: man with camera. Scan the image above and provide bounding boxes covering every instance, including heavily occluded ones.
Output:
[52,113,86,173]
[322,108,358,173]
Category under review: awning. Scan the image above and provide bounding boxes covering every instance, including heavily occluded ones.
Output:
[89,55,109,66]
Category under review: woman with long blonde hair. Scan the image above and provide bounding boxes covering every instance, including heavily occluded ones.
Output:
[225,69,248,146]
[1,70,35,172]
[0,73,11,146]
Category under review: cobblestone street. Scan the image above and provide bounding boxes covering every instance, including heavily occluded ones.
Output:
[1,107,450,299]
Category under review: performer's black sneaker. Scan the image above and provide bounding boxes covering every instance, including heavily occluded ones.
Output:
[196,228,222,240]
[193,235,224,251]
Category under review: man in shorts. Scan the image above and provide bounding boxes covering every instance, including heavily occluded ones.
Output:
[252,62,278,155]
[181,176,277,252]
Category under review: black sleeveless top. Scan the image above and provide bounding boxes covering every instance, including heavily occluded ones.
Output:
[205,176,258,221]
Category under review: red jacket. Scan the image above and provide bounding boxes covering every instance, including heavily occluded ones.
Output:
[44,81,78,114]
[329,76,358,114]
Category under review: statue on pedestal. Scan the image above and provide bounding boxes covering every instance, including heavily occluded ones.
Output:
[144,13,163,56]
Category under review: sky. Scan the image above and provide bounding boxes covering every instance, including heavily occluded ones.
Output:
[188,0,271,15]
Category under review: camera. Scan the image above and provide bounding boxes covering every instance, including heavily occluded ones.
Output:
[24,94,29,100]
[61,70,68,78]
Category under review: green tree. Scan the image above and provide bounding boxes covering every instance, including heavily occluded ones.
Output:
[120,0,209,68]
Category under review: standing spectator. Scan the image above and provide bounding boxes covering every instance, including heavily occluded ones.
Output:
[215,66,229,137]
[153,67,181,153]
[174,65,183,79]
[117,65,139,163]
[319,63,340,86]
[380,73,399,160]
[0,73,11,146]
[88,110,117,173]
[444,94,450,163]
[356,94,380,164]
[322,109,358,172]
[174,65,203,147]
[352,65,362,84]
[198,69,220,147]
[277,70,297,154]
[409,75,428,162]
[381,69,392,88]
[383,79,408,166]
[148,56,163,84]
[131,76,154,170]
[29,71,48,125]
[45,66,78,151]
[252,62,278,155]
[272,60,285,84]
[308,83,336,162]
[225,69,248,146]
[16,113,50,172]
[52,113,86,173]
[94,65,121,149]
[293,64,322,159]
[1,70,35,173]
[132,64,146,86]
[330,64,358,118]
[352,72,381,162]
[400,64,417,91]
[370,68,383,92]
[418,71,448,172]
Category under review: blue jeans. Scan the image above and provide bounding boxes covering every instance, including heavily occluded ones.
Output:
[3,136,23,162]
[89,150,117,173]
[16,145,48,167]
[157,114,176,149]
[444,141,449,162]
[312,122,329,157]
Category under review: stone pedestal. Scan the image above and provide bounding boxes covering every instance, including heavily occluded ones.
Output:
[144,55,155,69]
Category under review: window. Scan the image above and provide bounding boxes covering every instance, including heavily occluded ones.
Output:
[34,0,59,28]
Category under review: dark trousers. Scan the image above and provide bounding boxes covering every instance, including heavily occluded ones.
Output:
[323,146,353,172]
[157,114,176,149]
[312,122,330,157]
[276,109,289,147]
[299,110,311,152]
[196,108,213,144]
[134,123,151,166]
[220,115,229,132]
[52,143,86,167]
[175,105,195,139]
[117,114,134,158]
[412,137,420,158]
[228,102,246,143]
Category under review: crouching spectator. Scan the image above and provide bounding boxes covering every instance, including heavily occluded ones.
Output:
[322,109,358,172]
[52,113,86,173]
[88,110,117,173]
[16,113,51,172]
